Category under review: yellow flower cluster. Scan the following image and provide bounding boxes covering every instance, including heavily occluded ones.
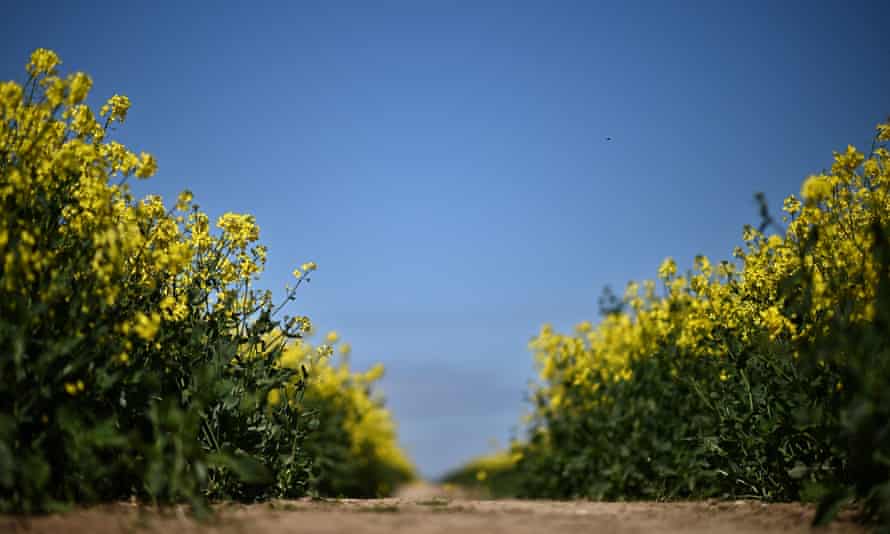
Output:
[1,48,312,392]
[274,332,415,491]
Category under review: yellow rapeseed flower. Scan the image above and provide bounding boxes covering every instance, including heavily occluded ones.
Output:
[27,48,61,76]
[0,81,23,108]
[217,213,259,248]
[267,388,282,406]
[801,175,832,204]
[176,190,193,211]
[657,257,677,280]
[135,152,157,178]
[133,312,161,340]
[67,72,92,104]
[100,94,131,123]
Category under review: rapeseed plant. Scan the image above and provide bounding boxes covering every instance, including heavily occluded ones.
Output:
[513,118,890,528]
[0,48,412,512]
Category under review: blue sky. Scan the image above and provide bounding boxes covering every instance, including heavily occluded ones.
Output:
[4,0,888,478]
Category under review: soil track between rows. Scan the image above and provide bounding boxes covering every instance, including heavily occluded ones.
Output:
[2,492,866,534]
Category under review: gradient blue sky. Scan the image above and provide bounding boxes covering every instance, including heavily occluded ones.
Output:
[4,0,888,478]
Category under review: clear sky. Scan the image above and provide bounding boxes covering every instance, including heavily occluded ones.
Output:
[4,0,888,479]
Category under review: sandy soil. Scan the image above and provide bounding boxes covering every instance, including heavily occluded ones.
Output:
[0,485,866,534]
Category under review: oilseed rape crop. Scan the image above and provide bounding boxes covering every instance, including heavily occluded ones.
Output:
[277,336,416,497]
[0,49,411,512]
[508,120,890,527]
[441,450,524,498]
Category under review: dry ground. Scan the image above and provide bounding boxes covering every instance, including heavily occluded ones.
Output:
[0,484,866,534]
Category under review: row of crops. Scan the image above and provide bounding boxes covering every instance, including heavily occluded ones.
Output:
[449,116,890,528]
[0,49,414,513]
[3,46,889,530]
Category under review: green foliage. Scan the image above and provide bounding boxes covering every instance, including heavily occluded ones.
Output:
[517,329,841,501]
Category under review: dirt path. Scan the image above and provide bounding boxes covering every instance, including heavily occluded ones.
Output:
[1,488,865,534]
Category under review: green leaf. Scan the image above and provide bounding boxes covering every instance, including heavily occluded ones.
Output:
[208,452,272,485]
[812,488,851,527]
[787,463,809,479]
